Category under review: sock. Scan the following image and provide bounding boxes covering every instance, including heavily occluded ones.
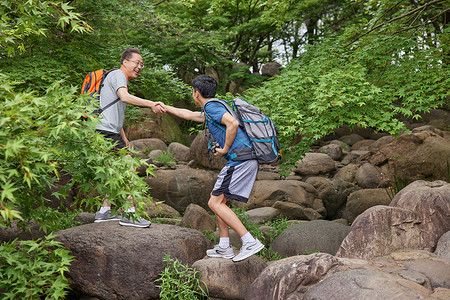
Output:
[219,237,230,249]
[241,232,256,244]
[126,207,136,213]
[99,206,110,214]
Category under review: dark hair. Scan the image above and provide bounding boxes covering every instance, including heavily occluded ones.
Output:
[121,48,141,65]
[192,75,217,98]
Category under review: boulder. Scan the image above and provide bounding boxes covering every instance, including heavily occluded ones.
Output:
[390,180,450,249]
[124,109,185,144]
[261,61,282,77]
[256,171,282,181]
[148,149,164,160]
[339,133,364,146]
[368,135,394,151]
[167,142,191,162]
[341,150,370,165]
[305,177,355,219]
[351,139,375,151]
[144,201,181,218]
[342,188,391,223]
[246,253,339,300]
[403,258,450,289]
[247,180,317,210]
[318,143,343,160]
[435,231,450,260]
[130,138,167,154]
[144,167,218,213]
[367,131,450,182]
[355,163,383,188]
[334,163,359,183]
[337,180,450,260]
[303,269,432,300]
[294,153,336,176]
[189,133,226,170]
[180,203,216,232]
[271,220,350,256]
[338,206,422,259]
[192,256,267,299]
[55,222,213,299]
[0,220,45,243]
[245,207,281,224]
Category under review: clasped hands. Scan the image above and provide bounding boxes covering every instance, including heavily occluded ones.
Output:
[151,102,166,115]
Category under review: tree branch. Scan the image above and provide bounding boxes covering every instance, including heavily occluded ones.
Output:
[344,0,446,48]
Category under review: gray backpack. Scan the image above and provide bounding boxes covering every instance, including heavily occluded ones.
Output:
[202,97,281,164]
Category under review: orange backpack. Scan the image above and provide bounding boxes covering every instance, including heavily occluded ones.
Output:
[81,69,118,119]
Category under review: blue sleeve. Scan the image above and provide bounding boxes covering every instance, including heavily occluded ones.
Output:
[204,102,228,125]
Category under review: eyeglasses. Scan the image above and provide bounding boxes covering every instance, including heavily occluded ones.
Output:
[127,59,144,68]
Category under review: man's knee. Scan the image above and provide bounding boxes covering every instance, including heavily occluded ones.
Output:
[208,193,224,210]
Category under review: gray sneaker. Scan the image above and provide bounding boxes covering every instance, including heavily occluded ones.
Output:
[232,239,264,262]
[206,245,235,259]
[94,210,121,223]
[119,214,151,228]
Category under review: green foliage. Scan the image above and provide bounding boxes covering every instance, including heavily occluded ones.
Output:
[386,176,410,201]
[0,235,73,299]
[0,74,153,230]
[0,0,91,55]
[156,253,208,300]
[153,151,178,167]
[244,25,449,173]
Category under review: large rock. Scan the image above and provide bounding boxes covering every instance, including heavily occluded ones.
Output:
[390,180,450,249]
[337,180,450,260]
[305,177,355,219]
[435,231,450,260]
[245,207,281,224]
[294,153,336,176]
[247,180,317,209]
[144,167,217,213]
[318,143,343,160]
[180,203,216,232]
[261,61,282,77]
[189,132,226,170]
[246,253,339,300]
[303,269,433,300]
[55,222,213,299]
[167,142,191,162]
[334,163,359,183]
[342,188,391,224]
[271,220,350,256]
[338,206,422,259]
[367,131,450,183]
[130,138,167,154]
[124,109,186,144]
[355,162,383,188]
[403,258,450,289]
[192,256,267,299]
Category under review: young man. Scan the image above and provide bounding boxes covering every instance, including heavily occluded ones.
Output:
[94,47,165,228]
[163,75,264,262]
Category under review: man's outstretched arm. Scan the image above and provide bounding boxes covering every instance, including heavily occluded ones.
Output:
[164,105,205,123]
[117,87,165,114]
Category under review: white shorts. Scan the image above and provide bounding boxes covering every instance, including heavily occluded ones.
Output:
[212,160,258,202]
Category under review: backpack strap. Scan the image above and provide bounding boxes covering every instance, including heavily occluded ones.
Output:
[201,100,252,149]
[98,69,120,114]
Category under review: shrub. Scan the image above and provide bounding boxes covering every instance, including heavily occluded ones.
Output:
[156,254,208,300]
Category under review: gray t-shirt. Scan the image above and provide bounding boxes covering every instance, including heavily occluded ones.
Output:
[96,69,128,133]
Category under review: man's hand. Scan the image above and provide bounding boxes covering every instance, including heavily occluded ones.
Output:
[213,147,228,156]
[152,102,166,115]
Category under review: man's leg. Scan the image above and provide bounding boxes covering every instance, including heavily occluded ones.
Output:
[208,193,248,237]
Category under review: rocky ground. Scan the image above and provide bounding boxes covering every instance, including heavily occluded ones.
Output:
[1,109,449,299]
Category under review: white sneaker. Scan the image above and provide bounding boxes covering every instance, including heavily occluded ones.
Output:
[206,245,235,259]
[232,239,264,262]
